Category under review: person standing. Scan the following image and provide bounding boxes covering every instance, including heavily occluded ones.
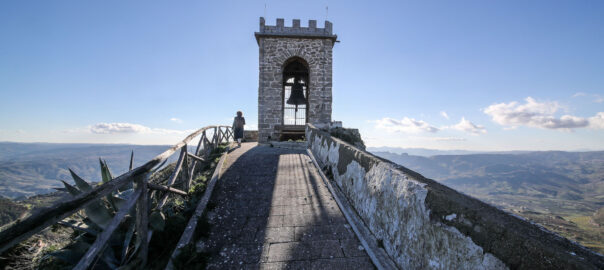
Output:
[232,111,245,147]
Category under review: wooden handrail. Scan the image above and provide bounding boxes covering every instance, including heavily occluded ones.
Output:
[187,152,205,162]
[148,183,187,196]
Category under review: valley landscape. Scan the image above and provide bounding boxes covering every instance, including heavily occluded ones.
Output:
[0,142,170,199]
[0,143,602,256]
[370,148,604,254]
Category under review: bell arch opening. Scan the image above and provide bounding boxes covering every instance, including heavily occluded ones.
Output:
[282,57,309,127]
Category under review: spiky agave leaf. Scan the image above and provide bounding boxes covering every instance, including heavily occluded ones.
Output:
[81,216,104,232]
[84,199,114,230]
[99,158,125,212]
[111,196,128,212]
[112,189,136,212]
[99,158,134,192]
[100,158,113,183]
[120,219,136,265]
[61,180,81,196]
[69,169,92,192]
[63,169,113,229]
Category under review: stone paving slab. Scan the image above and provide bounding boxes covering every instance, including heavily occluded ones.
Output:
[202,143,373,269]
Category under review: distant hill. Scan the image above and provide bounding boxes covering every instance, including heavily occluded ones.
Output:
[0,142,170,199]
[371,151,604,212]
[367,146,483,156]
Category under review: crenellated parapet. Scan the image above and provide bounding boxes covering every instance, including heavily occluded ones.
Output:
[255,17,337,44]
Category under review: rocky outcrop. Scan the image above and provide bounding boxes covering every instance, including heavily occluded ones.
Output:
[306,124,604,270]
[326,127,366,150]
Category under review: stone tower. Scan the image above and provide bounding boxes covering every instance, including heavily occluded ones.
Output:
[255,17,337,142]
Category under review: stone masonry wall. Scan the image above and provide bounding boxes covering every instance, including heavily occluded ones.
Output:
[306,124,604,270]
[256,18,335,142]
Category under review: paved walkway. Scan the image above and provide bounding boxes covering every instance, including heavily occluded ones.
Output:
[202,143,374,269]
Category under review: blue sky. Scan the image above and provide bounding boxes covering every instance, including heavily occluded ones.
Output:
[1,1,603,151]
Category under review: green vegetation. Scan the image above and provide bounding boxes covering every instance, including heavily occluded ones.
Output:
[515,210,604,254]
[0,196,27,226]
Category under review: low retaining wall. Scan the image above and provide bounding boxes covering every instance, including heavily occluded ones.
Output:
[244,130,258,142]
[306,124,604,270]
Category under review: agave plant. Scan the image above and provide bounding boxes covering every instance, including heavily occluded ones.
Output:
[48,157,165,269]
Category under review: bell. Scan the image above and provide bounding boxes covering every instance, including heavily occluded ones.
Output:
[286,79,307,111]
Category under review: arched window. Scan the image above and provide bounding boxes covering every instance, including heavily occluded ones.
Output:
[282,58,309,126]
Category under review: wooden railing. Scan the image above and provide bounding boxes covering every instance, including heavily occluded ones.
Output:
[0,125,234,269]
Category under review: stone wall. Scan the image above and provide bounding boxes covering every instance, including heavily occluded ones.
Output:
[306,124,604,270]
[243,130,258,142]
[256,18,335,142]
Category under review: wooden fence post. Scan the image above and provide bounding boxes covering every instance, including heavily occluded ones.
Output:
[205,134,212,156]
[217,127,222,145]
[157,145,187,209]
[212,127,220,149]
[187,134,205,189]
[182,144,191,192]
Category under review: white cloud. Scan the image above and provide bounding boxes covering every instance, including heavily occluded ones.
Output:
[375,117,439,133]
[483,97,590,130]
[170,118,183,123]
[433,137,466,141]
[406,135,467,142]
[90,123,189,135]
[447,117,487,135]
[440,111,450,120]
[589,112,604,129]
[572,92,603,103]
[91,123,150,134]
